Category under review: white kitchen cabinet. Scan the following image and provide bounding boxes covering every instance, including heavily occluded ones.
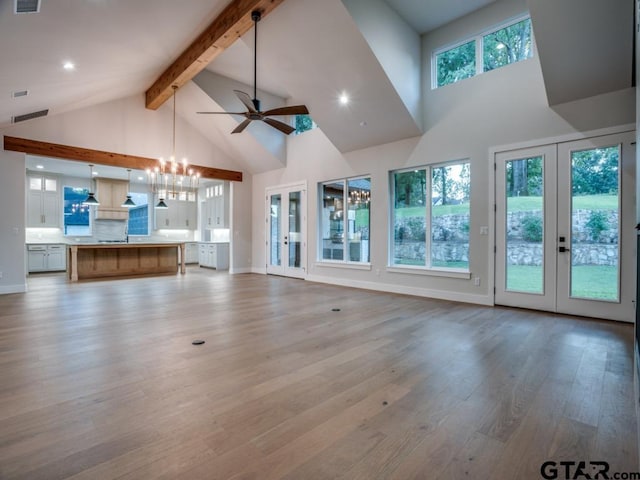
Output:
[202,183,228,229]
[185,242,199,264]
[27,244,67,273]
[154,194,197,230]
[27,174,60,227]
[198,243,229,270]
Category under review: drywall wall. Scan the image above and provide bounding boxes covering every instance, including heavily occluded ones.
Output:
[0,151,26,293]
[342,0,422,130]
[251,0,635,305]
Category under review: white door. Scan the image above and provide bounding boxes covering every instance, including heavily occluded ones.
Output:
[266,185,306,278]
[495,131,635,322]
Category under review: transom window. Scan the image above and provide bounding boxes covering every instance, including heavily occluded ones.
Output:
[391,161,470,270]
[319,177,371,264]
[434,15,532,88]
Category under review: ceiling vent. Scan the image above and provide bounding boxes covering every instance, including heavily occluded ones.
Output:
[14,0,40,14]
[12,109,48,123]
[12,90,28,98]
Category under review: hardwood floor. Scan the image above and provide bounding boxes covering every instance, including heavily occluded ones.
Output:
[0,268,637,479]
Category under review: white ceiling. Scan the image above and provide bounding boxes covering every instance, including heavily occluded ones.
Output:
[383,0,498,34]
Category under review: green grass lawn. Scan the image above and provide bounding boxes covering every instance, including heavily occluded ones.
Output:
[394,194,617,219]
[506,264,618,300]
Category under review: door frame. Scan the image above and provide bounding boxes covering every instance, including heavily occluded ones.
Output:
[489,124,636,322]
[265,182,307,279]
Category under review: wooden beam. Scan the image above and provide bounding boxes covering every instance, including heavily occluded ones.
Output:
[145,0,285,110]
[3,136,243,182]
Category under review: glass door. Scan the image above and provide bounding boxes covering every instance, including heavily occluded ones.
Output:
[495,132,635,322]
[266,184,306,278]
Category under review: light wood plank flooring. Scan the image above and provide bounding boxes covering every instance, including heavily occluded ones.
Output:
[0,268,637,479]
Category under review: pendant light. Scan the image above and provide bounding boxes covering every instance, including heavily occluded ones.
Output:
[121,169,136,207]
[82,164,99,205]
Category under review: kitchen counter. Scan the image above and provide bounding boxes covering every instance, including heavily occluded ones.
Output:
[67,243,185,281]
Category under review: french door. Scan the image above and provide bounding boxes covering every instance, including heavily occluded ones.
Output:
[266,184,307,278]
[495,131,635,322]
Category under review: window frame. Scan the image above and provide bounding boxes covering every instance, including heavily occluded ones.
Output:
[431,13,533,89]
[389,160,471,276]
[317,175,371,267]
[62,185,93,237]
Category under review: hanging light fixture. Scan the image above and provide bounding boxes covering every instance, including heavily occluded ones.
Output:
[148,85,200,209]
[82,164,99,205]
[121,169,136,208]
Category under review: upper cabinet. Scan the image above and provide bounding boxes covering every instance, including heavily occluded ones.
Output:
[154,191,197,230]
[27,173,60,228]
[95,178,129,220]
[203,183,228,229]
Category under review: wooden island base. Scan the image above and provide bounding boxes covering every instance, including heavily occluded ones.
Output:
[68,243,185,281]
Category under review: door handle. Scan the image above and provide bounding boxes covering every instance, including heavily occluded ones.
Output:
[558,246,570,253]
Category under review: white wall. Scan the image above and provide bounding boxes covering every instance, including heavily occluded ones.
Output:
[251,0,635,305]
[342,0,422,130]
[0,151,26,293]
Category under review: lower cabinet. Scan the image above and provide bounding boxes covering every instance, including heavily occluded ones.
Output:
[198,243,229,270]
[184,242,199,264]
[27,244,67,273]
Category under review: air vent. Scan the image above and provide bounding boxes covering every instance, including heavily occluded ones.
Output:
[15,0,40,14]
[12,90,28,98]
[12,109,48,123]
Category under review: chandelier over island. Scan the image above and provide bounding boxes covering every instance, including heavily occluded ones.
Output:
[147,85,200,209]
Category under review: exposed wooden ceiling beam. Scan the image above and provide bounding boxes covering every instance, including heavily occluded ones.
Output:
[145,0,285,110]
[3,136,243,182]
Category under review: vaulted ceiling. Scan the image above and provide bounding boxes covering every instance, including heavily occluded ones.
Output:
[0,0,634,175]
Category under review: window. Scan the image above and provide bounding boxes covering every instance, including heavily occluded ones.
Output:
[433,16,532,88]
[483,18,532,72]
[294,114,317,135]
[63,186,91,236]
[436,40,476,88]
[319,177,370,263]
[391,161,470,270]
[127,193,149,236]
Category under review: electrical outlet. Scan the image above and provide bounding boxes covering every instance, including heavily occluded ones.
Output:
[473,276,480,286]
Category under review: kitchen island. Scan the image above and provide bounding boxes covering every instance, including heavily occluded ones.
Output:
[67,243,185,282]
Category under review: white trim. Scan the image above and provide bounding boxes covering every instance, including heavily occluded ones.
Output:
[252,267,267,274]
[386,266,471,279]
[0,283,27,294]
[315,261,372,271]
[229,267,252,274]
[306,274,492,306]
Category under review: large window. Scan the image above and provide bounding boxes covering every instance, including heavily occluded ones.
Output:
[63,186,91,236]
[294,114,317,135]
[434,15,532,88]
[391,161,470,270]
[319,177,370,263]
[127,192,149,236]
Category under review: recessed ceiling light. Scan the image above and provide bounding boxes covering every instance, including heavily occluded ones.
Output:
[63,61,75,71]
[36,164,44,169]
[339,92,349,105]
[92,171,98,176]
[137,176,144,181]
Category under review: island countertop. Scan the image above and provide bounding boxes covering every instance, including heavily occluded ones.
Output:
[68,243,185,281]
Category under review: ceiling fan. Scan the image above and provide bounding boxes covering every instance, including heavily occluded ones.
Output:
[197,10,309,135]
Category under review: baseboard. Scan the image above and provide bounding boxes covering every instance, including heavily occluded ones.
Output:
[251,267,267,275]
[229,267,253,274]
[305,274,493,306]
[0,283,27,294]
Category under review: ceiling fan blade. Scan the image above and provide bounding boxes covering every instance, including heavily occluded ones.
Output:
[262,105,310,117]
[263,118,296,135]
[231,119,252,134]
[197,111,246,115]
[234,90,258,113]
